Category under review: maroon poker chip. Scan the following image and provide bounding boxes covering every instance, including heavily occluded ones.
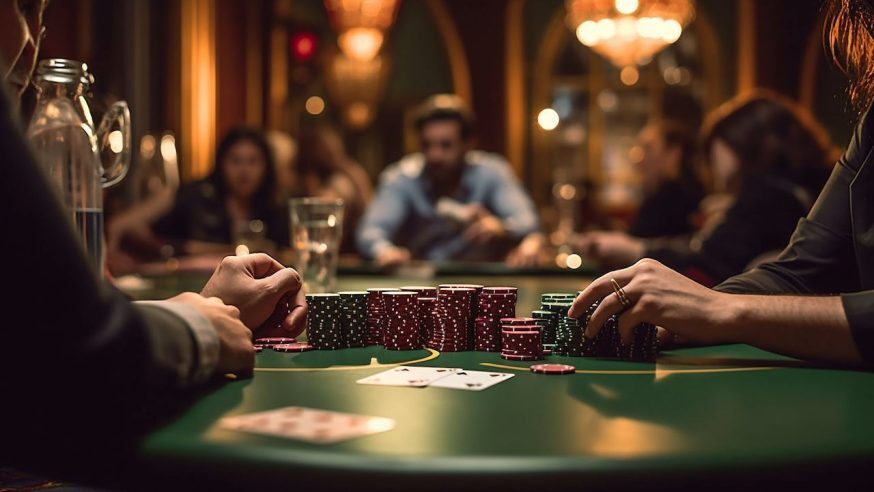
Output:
[501,353,541,361]
[254,345,264,352]
[254,337,296,346]
[530,363,576,375]
[273,342,313,352]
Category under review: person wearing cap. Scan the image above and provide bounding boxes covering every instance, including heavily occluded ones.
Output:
[357,94,543,267]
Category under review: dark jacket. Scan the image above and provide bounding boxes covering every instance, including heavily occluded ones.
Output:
[155,180,289,250]
[645,175,819,287]
[629,177,703,238]
[0,85,203,470]
[717,110,874,362]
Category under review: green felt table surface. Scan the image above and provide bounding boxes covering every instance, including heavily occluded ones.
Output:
[124,273,874,490]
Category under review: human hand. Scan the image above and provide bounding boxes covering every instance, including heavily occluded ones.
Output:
[169,292,255,375]
[462,205,507,245]
[375,245,411,268]
[506,232,544,267]
[568,258,734,346]
[571,231,645,268]
[200,253,307,339]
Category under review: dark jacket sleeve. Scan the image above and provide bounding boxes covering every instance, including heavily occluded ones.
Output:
[645,180,807,286]
[0,85,204,464]
[716,110,874,361]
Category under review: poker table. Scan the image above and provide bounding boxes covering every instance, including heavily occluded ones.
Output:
[122,272,874,491]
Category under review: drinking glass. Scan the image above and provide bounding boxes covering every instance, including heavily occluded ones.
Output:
[289,197,344,293]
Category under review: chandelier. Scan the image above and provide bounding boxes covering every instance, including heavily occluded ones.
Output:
[566,0,695,68]
[324,0,401,62]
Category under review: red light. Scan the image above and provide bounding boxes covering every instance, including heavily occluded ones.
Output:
[291,32,318,62]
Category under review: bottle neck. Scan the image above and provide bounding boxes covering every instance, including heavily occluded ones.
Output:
[34,80,94,129]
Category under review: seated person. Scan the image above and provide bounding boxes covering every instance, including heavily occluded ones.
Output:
[0,0,305,478]
[574,91,835,286]
[357,94,542,267]
[569,0,874,367]
[627,121,703,238]
[297,124,373,254]
[154,126,289,256]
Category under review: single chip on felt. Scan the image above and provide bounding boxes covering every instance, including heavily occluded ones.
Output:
[529,363,576,375]
[273,343,313,352]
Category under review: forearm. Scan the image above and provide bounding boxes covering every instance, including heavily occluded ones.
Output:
[723,295,863,365]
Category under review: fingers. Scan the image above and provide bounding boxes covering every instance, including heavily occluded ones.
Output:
[616,302,648,344]
[568,259,653,318]
[261,267,303,298]
[583,285,628,339]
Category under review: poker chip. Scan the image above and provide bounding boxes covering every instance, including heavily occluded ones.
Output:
[254,345,263,353]
[535,294,660,361]
[365,288,400,345]
[254,337,296,346]
[427,287,478,352]
[273,342,313,352]
[338,291,368,348]
[530,363,576,375]
[305,293,343,350]
[382,291,422,350]
[474,287,517,352]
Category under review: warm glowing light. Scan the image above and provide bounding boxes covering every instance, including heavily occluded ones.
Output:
[620,65,640,85]
[346,102,372,128]
[615,0,639,14]
[566,254,583,269]
[537,108,560,130]
[662,19,683,42]
[576,20,599,46]
[555,252,569,269]
[338,27,384,61]
[140,134,156,160]
[160,134,177,163]
[235,244,250,256]
[291,32,318,62]
[567,0,694,67]
[305,96,326,115]
[108,130,123,154]
[559,184,577,200]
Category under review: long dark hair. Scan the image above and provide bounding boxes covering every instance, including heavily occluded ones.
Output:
[207,126,278,217]
[701,90,836,194]
[653,120,700,188]
[827,0,874,114]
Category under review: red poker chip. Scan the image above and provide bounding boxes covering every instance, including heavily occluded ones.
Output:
[530,363,576,375]
[254,345,264,352]
[254,337,297,345]
[273,342,313,352]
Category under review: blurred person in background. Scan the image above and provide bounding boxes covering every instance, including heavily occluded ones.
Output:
[0,0,306,478]
[357,94,543,268]
[153,126,290,257]
[266,129,298,202]
[627,121,704,238]
[573,91,835,286]
[296,124,372,254]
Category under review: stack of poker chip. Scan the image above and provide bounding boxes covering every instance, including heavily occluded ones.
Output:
[531,310,558,347]
[500,317,543,361]
[382,291,421,350]
[623,322,659,361]
[338,291,368,347]
[439,284,483,349]
[400,286,438,345]
[427,287,476,352]
[417,297,437,346]
[366,288,399,345]
[474,287,517,352]
[305,293,343,350]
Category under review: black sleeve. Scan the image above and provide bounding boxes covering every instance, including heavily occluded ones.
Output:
[0,85,203,465]
[645,182,807,286]
[716,110,874,362]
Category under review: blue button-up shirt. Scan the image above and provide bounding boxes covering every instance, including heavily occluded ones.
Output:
[356,151,540,261]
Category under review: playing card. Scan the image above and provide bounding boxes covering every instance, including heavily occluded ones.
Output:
[428,370,514,391]
[219,406,395,444]
[355,366,461,387]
